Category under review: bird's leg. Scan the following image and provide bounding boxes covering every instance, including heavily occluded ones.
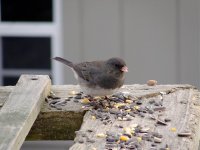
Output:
[104,96,112,108]
[87,95,94,101]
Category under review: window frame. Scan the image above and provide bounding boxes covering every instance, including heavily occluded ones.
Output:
[0,0,64,85]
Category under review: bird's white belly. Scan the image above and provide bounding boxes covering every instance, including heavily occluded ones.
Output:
[72,68,119,96]
[80,85,119,96]
[72,69,79,80]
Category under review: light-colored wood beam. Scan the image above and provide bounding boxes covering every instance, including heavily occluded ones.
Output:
[0,75,51,150]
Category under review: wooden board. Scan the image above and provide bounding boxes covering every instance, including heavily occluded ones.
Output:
[27,85,85,140]
[25,84,196,141]
[69,85,200,150]
[26,84,200,148]
[0,75,51,150]
[0,86,13,108]
[0,83,199,150]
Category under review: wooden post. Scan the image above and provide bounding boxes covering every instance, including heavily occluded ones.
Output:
[0,75,51,150]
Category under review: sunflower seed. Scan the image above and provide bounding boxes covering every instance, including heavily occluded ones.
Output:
[157,119,167,126]
[52,96,61,100]
[154,137,162,143]
[151,143,157,147]
[152,132,163,138]
[149,99,156,104]
[136,100,143,105]
[109,109,120,115]
[120,143,126,148]
[177,132,192,137]
[78,138,84,143]
[154,102,160,106]
[86,137,95,143]
[164,118,171,122]
[106,137,116,142]
[75,95,82,99]
[65,97,72,101]
[73,99,79,103]
[154,106,166,111]
[87,129,94,132]
[148,109,154,114]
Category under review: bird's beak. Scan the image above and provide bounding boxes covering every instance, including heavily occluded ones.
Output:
[121,66,128,72]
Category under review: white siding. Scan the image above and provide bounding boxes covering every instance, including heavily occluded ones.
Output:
[62,0,200,88]
[179,0,200,87]
[123,0,177,84]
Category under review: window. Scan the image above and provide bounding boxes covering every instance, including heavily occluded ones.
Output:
[1,0,53,22]
[0,0,63,85]
[2,37,51,69]
[3,76,19,85]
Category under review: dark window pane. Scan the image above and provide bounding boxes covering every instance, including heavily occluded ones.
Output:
[3,76,19,86]
[1,0,53,22]
[2,37,51,69]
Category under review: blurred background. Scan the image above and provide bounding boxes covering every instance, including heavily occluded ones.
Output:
[0,0,199,149]
[0,0,200,88]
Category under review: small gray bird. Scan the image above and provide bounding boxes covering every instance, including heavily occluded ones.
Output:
[53,57,128,96]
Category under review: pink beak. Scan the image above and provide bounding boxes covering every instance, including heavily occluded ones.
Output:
[121,66,128,72]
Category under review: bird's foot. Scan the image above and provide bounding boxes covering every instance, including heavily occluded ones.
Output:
[85,95,97,102]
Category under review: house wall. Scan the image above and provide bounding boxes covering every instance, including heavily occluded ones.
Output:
[62,0,200,88]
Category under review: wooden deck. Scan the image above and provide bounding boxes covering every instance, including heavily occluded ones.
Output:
[0,75,200,150]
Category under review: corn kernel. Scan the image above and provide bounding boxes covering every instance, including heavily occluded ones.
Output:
[134,106,140,110]
[170,127,177,132]
[120,135,129,141]
[126,109,131,112]
[137,137,142,142]
[81,98,90,104]
[125,100,132,104]
[91,116,96,120]
[114,103,126,108]
[96,133,107,138]
[68,90,77,95]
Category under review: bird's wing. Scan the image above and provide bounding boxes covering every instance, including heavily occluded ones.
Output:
[94,74,123,89]
[73,61,124,89]
[73,62,102,83]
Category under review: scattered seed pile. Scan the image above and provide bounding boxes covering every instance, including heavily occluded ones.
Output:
[46,88,192,150]
[74,123,169,150]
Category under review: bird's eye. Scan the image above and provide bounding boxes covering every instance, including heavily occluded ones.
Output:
[115,64,122,69]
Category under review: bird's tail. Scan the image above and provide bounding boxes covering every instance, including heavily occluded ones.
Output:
[53,57,74,67]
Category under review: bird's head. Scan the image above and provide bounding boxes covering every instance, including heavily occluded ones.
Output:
[106,57,128,76]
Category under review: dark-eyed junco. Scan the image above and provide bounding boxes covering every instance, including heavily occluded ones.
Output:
[53,57,128,96]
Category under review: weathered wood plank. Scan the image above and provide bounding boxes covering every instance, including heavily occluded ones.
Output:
[0,84,198,145]
[27,85,85,140]
[0,75,51,150]
[26,84,198,142]
[70,86,200,150]
[0,86,13,108]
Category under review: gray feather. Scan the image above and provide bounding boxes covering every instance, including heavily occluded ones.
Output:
[53,57,73,68]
